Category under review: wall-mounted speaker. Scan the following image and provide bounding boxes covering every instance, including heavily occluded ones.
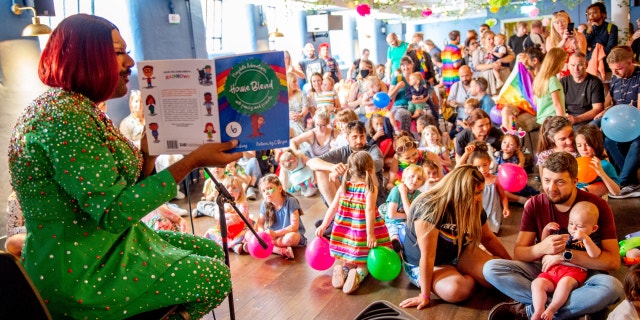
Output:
[18,0,56,16]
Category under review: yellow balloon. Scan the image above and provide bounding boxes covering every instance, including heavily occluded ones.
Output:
[489,6,500,13]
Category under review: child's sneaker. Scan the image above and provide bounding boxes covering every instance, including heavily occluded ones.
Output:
[302,185,318,197]
[332,265,348,289]
[343,268,362,294]
[246,186,257,201]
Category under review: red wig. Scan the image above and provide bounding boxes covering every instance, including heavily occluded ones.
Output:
[318,43,331,58]
[39,14,119,103]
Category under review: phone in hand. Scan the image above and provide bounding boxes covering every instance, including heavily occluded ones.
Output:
[567,22,574,34]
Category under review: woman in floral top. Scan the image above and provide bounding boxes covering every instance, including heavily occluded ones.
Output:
[8,14,241,319]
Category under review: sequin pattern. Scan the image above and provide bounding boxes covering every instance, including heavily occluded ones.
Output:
[8,88,230,319]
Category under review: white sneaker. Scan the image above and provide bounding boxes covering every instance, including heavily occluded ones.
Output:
[610,184,640,199]
[166,203,189,217]
[246,186,257,200]
[174,190,185,200]
[302,186,317,197]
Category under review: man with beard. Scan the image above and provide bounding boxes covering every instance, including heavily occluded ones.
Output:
[297,42,329,85]
[484,152,624,320]
[446,65,472,120]
[585,2,618,62]
[306,121,386,206]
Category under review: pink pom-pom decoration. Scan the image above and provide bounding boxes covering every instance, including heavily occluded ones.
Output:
[529,7,539,17]
[542,17,550,27]
[528,0,538,3]
[422,8,433,18]
[356,4,371,17]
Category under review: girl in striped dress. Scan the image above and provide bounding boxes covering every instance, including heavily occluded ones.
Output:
[315,151,392,294]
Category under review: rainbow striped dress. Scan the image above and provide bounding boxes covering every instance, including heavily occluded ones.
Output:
[441,43,462,94]
[329,181,391,265]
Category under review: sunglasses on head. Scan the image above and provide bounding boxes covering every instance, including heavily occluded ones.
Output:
[395,140,417,153]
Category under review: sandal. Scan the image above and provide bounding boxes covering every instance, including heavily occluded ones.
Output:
[332,265,348,289]
[343,268,361,294]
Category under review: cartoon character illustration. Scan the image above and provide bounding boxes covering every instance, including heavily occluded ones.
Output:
[149,122,160,142]
[197,65,213,85]
[204,92,214,116]
[204,122,216,141]
[146,95,156,116]
[248,114,265,138]
[142,65,155,88]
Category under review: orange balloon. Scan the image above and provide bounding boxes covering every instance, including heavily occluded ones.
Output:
[576,157,598,183]
[489,6,500,13]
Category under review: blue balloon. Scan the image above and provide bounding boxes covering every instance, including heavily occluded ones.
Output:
[601,104,640,143]
[302,83,311,94]
[373,92,391,109]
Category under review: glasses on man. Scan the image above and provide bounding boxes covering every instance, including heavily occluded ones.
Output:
[395,140,417,153]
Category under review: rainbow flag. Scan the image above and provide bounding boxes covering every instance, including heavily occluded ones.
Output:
[496,62,536,115]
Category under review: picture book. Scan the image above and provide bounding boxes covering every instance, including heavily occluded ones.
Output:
[137,51,290,155]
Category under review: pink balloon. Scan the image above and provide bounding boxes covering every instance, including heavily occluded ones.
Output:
[247,231,274,259]
[422,8,432,18]
[497,163,528,192]
[542,17,550,27]
[305,237,335,270]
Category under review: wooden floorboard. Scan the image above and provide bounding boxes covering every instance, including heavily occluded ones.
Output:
[170,175,640,320]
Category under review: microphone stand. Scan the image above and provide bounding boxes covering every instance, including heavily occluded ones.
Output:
[203,167,267,320]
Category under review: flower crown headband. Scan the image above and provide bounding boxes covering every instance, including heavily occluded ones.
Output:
[501,117,526,139]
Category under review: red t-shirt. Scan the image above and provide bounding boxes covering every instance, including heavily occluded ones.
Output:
[521,190,616,242]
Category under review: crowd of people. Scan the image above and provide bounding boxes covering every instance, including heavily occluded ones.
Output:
[6,4,640,320]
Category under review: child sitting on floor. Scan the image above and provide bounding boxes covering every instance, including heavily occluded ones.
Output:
[382,165,425,253]
[203,176,252,254]
[249,174,307,259]
[278,148,317,198]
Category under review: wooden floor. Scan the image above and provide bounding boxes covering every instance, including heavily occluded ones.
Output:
[170,175,640,320]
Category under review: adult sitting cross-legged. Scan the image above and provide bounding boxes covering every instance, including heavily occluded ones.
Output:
[603,46,640,198]
[305,121,387,206]
[483,152,624,320]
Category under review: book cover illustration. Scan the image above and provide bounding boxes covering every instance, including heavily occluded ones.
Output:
[137,51,289,155]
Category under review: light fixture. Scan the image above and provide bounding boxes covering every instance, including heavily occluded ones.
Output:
[269,28,284,38]
[11,4,52,37]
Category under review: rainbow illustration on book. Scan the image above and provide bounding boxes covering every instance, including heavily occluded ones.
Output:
[214,52,290,151]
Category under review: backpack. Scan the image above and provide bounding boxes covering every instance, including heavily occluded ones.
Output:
[523,33,544,50]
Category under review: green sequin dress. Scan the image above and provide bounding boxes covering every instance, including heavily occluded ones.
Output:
[8,88,230,319]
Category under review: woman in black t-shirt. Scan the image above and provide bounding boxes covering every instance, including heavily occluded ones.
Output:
[399,165,511,310]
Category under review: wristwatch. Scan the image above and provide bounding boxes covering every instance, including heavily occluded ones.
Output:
[563,249,573,262]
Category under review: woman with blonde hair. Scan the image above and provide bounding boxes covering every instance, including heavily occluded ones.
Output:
[287,72,310,137]
[119,89,144,148]
[545,10,586,77]
[546,11,586,55]
[533,47,568,125]
[472,31,513,95]
[399,165,511,309]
